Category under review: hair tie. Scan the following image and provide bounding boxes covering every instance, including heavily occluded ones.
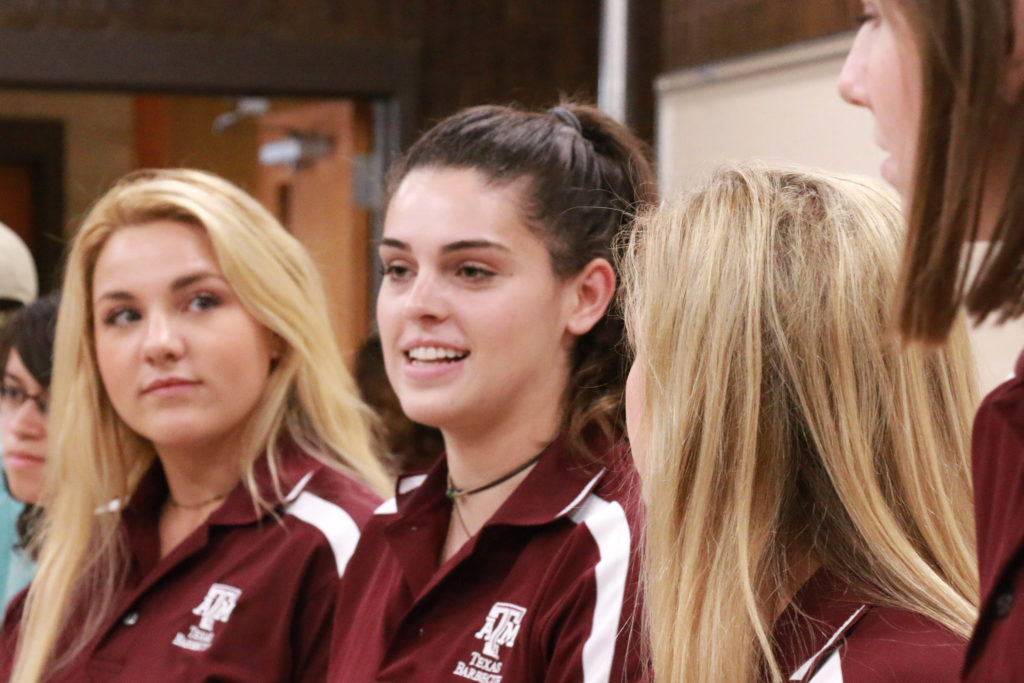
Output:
[548,106,583,134]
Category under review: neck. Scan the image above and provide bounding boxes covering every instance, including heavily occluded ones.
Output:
[442,414,558,494]
[155,439,245,509]
[437,410,560,564]
[773,549,823,622]
[154,439,246,559]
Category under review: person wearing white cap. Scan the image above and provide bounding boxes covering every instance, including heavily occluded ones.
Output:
[0,224,37,316]
[0,222,36,606]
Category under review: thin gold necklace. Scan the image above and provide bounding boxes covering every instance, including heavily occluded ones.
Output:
[167,490,232,510]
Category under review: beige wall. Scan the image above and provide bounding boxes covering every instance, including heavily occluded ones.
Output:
[656,35,1024,395]
[0,89,134,232]
[657,35,882,191]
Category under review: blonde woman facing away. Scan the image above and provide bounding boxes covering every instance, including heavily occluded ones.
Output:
[0,169,389,682]
[623,164,978,682]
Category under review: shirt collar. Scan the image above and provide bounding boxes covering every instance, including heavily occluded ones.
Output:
[124,441,326,528]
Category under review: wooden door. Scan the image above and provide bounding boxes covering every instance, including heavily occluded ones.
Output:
[0,165,34,248]
[256,101,373,369]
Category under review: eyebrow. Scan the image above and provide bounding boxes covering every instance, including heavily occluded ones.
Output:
[94,271,225,303]
[379,238,511,254]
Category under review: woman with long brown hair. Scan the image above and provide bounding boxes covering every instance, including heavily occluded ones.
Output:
[328,103,656,682]
[839,1,1024,678]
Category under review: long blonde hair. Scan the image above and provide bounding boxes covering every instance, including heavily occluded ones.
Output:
[12,168,390,682]
[623,164,978,682]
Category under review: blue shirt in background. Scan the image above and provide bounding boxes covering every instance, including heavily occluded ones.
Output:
[0,444,34,607]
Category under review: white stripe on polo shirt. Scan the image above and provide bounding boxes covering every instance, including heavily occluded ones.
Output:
[807,652,843,682]
[286,491,361,577]
[569,492,631,683]
[374,474,429,515]
[789,605,866,681]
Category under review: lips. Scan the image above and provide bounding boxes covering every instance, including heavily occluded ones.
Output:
[3,450,44,466]
[142,377,200,394]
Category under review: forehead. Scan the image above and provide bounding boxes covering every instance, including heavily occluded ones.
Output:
[384,168,539,248]
[3,349,39,389]
[92,220,221,295]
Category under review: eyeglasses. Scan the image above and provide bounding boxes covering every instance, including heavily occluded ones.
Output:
[0,384,48,415]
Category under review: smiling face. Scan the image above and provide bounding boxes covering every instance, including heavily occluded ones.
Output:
[839,0,923,206]
[1,350,48,503]
[91,220,280,460]
[376,167,581,438]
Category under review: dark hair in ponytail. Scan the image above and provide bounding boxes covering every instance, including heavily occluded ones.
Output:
[387,102,657,462]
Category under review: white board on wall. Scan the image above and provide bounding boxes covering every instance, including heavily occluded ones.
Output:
[657,33,884,193]
[655,34,1024,395]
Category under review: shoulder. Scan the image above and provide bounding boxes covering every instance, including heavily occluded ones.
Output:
[836,605,966,681]
[293,461,383,525]
[567,445,644,544]
[780,572,966,683]
[278,453,385,578]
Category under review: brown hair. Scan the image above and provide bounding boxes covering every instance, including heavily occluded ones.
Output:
[890,0,1024,341]
[0,292,59,554]
[389,103,657,461]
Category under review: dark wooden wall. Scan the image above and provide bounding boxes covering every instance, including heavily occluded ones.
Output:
[0,0,611,139]
[662,0,858,72]
[0,0,865,149]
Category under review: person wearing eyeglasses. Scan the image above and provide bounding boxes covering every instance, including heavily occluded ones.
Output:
[0,293,58,605]
[0,224,39,608]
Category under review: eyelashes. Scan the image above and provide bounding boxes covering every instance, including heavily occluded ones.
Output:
[98,292,222,326]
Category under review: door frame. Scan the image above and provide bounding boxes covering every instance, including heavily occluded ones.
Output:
[0,26,418,310]
[0,118,64,292]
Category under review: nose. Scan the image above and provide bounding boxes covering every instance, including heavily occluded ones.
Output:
[141,310,185,364]
[838,34,869,107]
[403,270,448,322]
[5,399,46,438]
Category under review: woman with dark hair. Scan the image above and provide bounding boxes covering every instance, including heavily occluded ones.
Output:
[0,293,58,602]
[839,0,1024,678]
[328,103,657,682]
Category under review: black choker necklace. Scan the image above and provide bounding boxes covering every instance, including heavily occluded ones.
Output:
[445,451,544,501]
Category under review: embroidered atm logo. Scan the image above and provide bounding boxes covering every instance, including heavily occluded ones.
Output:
[453,602,527,682]
[171,582,242,652]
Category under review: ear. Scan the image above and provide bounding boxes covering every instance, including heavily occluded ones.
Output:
[268,332,286,363]
[1007,0,1024,99]
[565,258,617,337]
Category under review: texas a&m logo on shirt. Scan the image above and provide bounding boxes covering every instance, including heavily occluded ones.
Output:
[452,602,527,682]
[171,582,242,652]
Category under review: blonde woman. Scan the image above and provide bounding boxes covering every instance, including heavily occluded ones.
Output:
[623,164,978,682]
[0,169,390,682]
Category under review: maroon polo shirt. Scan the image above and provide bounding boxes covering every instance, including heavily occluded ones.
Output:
[774,569,966,682]
[327,437,647,682]
[963,350,1024,680]
[0,443,381,682]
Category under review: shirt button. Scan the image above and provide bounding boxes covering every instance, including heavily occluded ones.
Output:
[994,589,1014,619]
[122,611,139,626]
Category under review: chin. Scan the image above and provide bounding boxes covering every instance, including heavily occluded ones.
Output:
[396,400,453,432]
